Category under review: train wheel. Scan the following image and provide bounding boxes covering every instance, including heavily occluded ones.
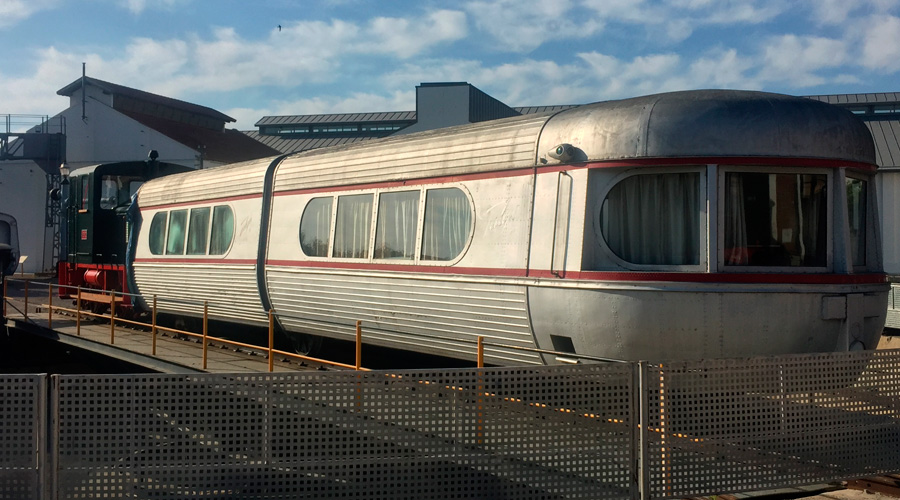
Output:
[291,333,323,357]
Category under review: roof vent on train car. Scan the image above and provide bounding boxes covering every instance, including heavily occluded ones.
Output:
[547,143,576,162]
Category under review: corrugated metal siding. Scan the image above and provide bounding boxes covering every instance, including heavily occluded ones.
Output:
[867,120,900,168]
[138,156,274,206]
[266,268,543,365]
[133,263,268,324]
[273,113,549,192]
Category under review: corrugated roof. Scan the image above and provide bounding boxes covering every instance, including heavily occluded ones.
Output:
[514,105,579,114]
[867,120,900,168]
[58,76,235,123]
[806,93,900,105]
[255,111,416,127]
[244,131,376,154]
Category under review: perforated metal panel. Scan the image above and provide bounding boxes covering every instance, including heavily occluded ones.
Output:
[642,350,900,499]
[0,374,44,500]
[55,365,635,499]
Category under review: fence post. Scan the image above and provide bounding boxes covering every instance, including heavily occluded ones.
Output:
[637,361,651,500]
[202,301,209,370]
[48,282,53,330]
[477,336,484,368]
[355,320,362,370]
[75,288,81,336]
[151,295,158,356]
[268,310,274,373]
[2,277,6,318]
[109,293,116,344]
[24,280,28,321]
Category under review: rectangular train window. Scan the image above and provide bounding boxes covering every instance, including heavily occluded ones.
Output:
[723,172,827,267]
[186,207,210,255]
[333,194,373,259]
[847,177,867,267]
[374,190,419,260]
[165,209,187,255]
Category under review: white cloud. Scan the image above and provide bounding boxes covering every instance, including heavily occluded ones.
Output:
[0,0,59,29]
[758,35,849,87]
[464,0,604,52]
[119,0,188,15]
[368,10,467,58]
[860,15,900,71]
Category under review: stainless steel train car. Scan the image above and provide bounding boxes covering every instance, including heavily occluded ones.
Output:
[127,89,889,365]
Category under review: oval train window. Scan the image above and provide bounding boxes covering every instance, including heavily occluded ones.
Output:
[421,187,471,261]
[149,212,167,255]
[299,197,333,257]
[600,172,700,266]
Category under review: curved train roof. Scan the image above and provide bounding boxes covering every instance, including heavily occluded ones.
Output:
[536,89,876,166]
[139,89,877,205]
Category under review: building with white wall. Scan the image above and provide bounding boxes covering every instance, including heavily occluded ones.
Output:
[0,76,278,274]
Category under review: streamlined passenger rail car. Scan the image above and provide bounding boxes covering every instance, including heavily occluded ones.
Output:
[127,90,889,365]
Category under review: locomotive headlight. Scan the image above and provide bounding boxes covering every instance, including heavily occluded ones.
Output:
[548,143,576,162]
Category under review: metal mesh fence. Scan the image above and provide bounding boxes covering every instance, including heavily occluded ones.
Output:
[54,365,636,499]
[0,374,44,500]
[642,350,900,499]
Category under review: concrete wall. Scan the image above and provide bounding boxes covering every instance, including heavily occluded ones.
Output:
[61,96,198,168]
[0,161,56,273]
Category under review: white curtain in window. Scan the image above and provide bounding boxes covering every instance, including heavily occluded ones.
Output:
[724,174,748,265]
[375,191,419,259]
[421,188,471,261]
[333,194,373,258]
[602,173,699,265]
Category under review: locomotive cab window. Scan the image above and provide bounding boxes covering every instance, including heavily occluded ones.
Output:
[600,172,701,266]
[723,171,828,267]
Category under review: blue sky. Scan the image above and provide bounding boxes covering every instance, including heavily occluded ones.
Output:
[2,0,899,130]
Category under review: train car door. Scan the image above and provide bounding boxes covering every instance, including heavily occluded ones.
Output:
[71,173,94,264]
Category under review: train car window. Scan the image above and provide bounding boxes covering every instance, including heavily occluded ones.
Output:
[165,210,188,255]
[209,206,234,255]
[149,212,167,255]
[186,207,211,255]
[333,194,373,259]
[723,172,827,267]
[81,178,90,211]
[421,188,471,261]
[374,190,420,260]
[601,173,700,265]
[100,177,118,209]
[300,197,332,257]
[847,177,867,267]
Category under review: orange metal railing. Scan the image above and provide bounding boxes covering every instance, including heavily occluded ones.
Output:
[2,279,626,371]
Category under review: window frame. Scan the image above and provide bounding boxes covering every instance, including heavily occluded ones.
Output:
[716,165,833,273]
[595,167,708,272]
[296,184,474,265]
[845,171,875,271]
[147,204,234,258]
